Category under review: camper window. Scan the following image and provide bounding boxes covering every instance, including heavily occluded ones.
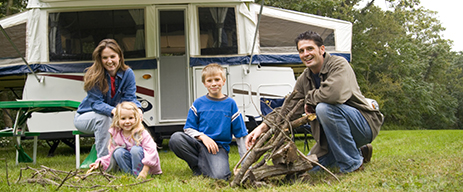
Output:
[0,23,26,65]
[198,7,237,55]
[160,10,186,56]
[48,9,145,62]
[259,15,336,53]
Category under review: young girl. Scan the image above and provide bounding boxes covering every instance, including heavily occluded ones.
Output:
[87,102,162,179]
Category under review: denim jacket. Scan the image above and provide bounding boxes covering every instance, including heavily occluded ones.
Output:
[77,68,141,116]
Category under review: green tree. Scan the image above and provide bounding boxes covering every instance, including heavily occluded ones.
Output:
[447,52,463,129]
[0,0,27,18]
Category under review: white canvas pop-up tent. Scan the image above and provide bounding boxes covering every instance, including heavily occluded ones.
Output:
[0,0,352,143]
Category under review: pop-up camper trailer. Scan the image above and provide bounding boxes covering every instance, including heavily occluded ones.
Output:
[0,0,352,144]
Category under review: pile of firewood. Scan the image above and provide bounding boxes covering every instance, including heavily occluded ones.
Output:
[231,91,334,187]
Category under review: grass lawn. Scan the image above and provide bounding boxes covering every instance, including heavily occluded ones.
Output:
[0,129,462,191]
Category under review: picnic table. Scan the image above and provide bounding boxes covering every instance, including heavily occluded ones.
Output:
[0,100,80,164]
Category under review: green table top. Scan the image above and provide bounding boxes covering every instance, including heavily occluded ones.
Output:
[0,131,40,137]
[0,100,80,112]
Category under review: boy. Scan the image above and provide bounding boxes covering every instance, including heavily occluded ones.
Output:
[169,63,248,180]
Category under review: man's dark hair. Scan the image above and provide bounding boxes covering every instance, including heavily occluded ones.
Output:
[294,30,324,49]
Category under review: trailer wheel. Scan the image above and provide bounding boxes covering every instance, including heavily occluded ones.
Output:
[154,132,163,150]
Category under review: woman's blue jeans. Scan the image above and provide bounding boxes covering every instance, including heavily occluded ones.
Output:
[311,103,372,173]
[74,112,111,158]
[168,132,231,180]
[113,146,145,176]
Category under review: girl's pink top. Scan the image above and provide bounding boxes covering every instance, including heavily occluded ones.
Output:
[95,128,162,175]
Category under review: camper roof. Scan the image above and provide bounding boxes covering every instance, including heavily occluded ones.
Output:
[27,0,253,8]
[2,1,352,77]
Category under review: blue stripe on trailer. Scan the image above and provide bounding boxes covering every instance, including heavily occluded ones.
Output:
[189,53,351,67]
[0,58,157,76]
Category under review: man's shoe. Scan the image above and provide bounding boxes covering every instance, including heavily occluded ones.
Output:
[360,144,373,163]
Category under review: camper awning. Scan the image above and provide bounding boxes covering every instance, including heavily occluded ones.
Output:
[190,53,351,67]
[0,59,157,76]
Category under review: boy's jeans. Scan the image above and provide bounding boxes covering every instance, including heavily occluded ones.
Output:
[74,112,111,158]
[311,103,372,173]
[169,132,231,180]
[113,146,145,176]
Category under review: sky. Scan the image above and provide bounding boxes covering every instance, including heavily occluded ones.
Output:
[419,0,462,52]
[373,0,463,52]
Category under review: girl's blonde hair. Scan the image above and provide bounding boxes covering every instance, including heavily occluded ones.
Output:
[201,63,226,83]
[110,101,145,146]
[83,39,130,93]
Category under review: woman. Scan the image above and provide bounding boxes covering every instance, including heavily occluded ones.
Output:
[74,39,141,158]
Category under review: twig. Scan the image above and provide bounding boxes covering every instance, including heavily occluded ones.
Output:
[97,162,111,182]
[24,178,61,186]
[27,166,45,178]
[2,158,9,186]
[79,171,118,181]
[41,165,73,174]
[265,99,306,145]
[16,166,24,184]
[296,150,339,182]
[41,165,81,182]
[56,170,75,191]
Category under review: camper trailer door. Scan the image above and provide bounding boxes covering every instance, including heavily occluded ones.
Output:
[157,7,190,123]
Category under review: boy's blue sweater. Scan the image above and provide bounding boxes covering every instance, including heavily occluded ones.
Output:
[184,95,248,152]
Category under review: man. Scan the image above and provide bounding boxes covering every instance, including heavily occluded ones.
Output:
[246,30,383,173]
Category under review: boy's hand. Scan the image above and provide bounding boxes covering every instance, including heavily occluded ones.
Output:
[198,134,219,154]
[137,165,150,179]
[246,123,268,149]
